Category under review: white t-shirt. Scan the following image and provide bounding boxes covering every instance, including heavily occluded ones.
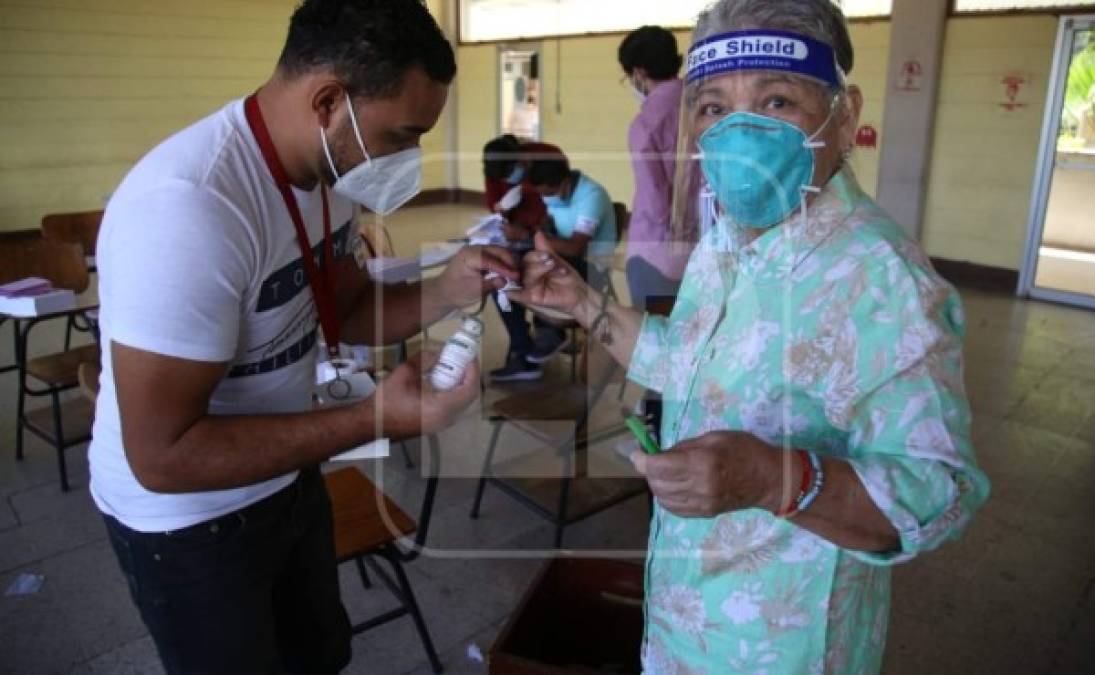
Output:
[89,99,356,533]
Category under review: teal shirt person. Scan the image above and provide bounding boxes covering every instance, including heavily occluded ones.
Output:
[543,171,617,262]
[628,168,990,674]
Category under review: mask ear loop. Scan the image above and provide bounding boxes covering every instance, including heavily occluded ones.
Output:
[320,127,341,181]
[799,92,843,205]
[343,92,373,167]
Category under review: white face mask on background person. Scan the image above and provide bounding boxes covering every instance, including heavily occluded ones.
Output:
[320,93,422,215]
[630,75,647,103]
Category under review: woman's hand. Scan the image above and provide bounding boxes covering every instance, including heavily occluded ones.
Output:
[631,431,787,518]
[508,232,594,319]
[436,245,518,308]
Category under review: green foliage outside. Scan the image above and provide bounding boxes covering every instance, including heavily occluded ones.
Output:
[1060,31,1095,151]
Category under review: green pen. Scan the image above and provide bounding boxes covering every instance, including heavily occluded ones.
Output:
[622,410,660,455]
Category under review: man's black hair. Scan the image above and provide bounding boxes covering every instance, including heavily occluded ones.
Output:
[482,134,521,181]
[528,155,571,188]
[278,0,456,99]
[618,26,682,80]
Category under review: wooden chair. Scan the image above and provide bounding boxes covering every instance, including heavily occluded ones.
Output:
[77,361,100,404]
[470,333,647,548]
[1,233,98,491]
[325,434,444,673]
[41,210,103,264]
[42,210,104,348]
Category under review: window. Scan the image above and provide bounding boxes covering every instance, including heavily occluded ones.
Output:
[954,0,1095,11]
[460,0,892,44]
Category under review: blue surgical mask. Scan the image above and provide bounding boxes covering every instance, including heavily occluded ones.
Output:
[542,194,566,208]
[505,165,525,184]
[697,109,831,229]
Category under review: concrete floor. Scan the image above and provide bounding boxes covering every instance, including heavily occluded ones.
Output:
[2,204,1094,674]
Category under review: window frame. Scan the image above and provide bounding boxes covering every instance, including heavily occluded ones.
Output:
[950,0,1095,16]
[455,0,1095,45]
[456,1,892,45]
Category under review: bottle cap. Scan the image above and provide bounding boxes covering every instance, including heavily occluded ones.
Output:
[461,317,484,338]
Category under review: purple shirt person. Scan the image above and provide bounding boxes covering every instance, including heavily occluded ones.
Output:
[619,26,691,311]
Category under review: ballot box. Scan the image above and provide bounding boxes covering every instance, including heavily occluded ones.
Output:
[489,558,645,674]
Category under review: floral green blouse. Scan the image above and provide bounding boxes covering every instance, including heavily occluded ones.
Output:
[627,168,989,674]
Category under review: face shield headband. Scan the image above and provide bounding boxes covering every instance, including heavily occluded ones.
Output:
[686,29,845,90]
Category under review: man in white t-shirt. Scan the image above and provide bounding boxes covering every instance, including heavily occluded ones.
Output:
[90,1,517,672]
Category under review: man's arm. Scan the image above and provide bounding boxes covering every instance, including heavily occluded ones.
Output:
[114,342,478,493]
[336,244,518,346]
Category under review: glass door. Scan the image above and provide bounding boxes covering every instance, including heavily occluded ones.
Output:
[1021,16,1095,308]
[499,48,541,140]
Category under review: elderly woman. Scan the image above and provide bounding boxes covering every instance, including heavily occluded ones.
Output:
[511,0,989,672]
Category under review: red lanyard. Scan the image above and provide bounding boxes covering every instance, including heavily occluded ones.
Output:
[244,94,339,359]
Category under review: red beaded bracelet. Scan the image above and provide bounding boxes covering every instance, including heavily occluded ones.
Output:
[776,450,813,518]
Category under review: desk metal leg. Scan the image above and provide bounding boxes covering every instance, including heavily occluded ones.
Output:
[14,319,26,461]
[50,388,69,492]
[0,318,15,375]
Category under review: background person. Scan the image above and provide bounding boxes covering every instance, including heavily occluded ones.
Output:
[617,25,691,446]
[524,153,616,364]
[89,1,516,672]
[481,136,563,382]
[617,25,690,310]
[481,134,563,245]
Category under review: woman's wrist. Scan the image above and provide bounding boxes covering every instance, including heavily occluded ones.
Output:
[757,448,794,514]
[572,287,604,328]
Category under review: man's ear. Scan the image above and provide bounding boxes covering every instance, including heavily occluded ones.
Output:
[311,80,346,129]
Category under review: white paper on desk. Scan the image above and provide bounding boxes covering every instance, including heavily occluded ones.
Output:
[330,438,390,461]
[0,289,75,317]
[417,242,462,269]
[365,257,420,284]
[465,215,507,246]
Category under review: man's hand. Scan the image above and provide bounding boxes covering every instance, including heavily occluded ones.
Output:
[364,350,480,440]
[630,431,787,518]
[436,245,518,308]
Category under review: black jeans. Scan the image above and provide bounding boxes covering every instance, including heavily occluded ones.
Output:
[103,468,352,675]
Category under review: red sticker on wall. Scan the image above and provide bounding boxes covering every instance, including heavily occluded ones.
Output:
[856,125,879,149]
[897,60,923,92]
[999,74,1029,112]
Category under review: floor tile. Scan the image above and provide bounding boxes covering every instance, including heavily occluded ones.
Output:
[2,264,1094,674]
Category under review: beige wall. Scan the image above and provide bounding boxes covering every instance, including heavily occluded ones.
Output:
[0,0,452,233]
[0,4,1068,272]
[921,15,1058,270]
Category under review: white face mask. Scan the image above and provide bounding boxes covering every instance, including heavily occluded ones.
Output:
[630,76,647,103]
[321,93,422,215]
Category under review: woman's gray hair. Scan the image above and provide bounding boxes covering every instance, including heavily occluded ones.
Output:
[694,0,855,83]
